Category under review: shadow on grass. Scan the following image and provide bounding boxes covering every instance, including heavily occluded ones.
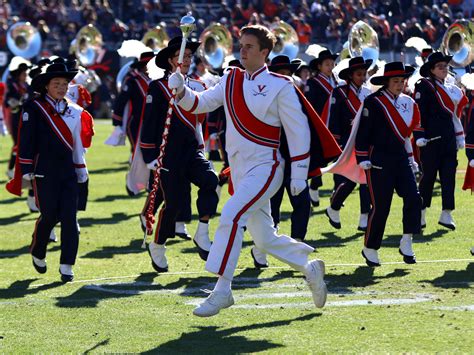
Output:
[326,266,410,293]
[88,165,129,175]
[143,314,320,353]
[384,229,449,248]
[304,231,363,249]
[0,244,60,259]
[93,193,143,203]
[0,212,31,225]
[81,239,147,259]
[79,212,136,227]
[0,279,63,299]
[84,339,110,354]
[0,197,21,205]
[419,263,473,288]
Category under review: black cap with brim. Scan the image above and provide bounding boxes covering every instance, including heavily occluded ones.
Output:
[31,63,78,93]
[131,51,155,69]
[309,50,339,70]
[370,62,415,86]
[155,36,200,70]
[227,59,243,69]
[419,52,453,77]
[269,55,300,74]
[339,57,373,81]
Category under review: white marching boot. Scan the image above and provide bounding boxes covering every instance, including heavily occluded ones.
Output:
[325,206,341,229]
[193,290,235,317]
[148,242,168,272]
[399,233,416,264]
[250,246,269,268]
[193,222,212,261]
[304,259,327,308]
[362,247,381,267]
[438,210,455,230]
[358,213,368,232]
[27,195,39,212]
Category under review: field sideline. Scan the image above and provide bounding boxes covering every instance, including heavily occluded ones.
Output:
[0,122,472,353]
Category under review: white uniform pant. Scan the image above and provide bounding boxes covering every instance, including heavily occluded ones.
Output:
[206,151,314,280]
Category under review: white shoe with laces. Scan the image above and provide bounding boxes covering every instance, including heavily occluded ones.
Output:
[193,290,235,317]
[304,259,327,308]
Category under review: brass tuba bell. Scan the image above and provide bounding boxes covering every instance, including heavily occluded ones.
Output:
[198,23,233,70]
[348,21,379,65]
[440,20,474,68]
[142,25,169,51]
[6,22,42,59]
[70,24,103,66]
[270,21,299,60]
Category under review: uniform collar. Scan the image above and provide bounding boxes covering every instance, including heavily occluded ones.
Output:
[245,65,267,81]
[350,82,361,94]
[383,88,399,101]
[45,94,68,115]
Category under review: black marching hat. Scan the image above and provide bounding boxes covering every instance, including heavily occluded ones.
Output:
[31,62,78,92]
[309,49,339,70]
[419,51,452,77]
[227,59,243,69]
[268,55,299,74]
[339,56,373,81]
[370,61,415,85]
[29,58,52,79]
[155,36,201,70]
[131,51,155,69]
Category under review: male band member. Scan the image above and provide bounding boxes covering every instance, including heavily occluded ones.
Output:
[306,49,339,207]
[414,52,468,230]
[6,62,88,282]
[325,57,372,231]
[140,36,219,272]
[356,62,421,266]
[169,25,341,316]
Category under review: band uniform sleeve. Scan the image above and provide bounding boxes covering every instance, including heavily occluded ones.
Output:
[112,78,133,126]
[178,79,225,114]
[355,100,372,164]
[466,107,474,160]
[413,81,428,140]
[18,105,37,175]
[278,83,311,180]
[328,89,342,145]
[140,82,165,164]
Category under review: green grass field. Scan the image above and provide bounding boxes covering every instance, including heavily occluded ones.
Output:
[0,122,472,353]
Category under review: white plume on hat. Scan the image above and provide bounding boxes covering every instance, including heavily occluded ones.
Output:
[405,37,430,53]
[367,60,387,92]
[8,56,31,71]
[146,55,165,80]
[305,44,327,58]
[118,40,153,58]
[460,73,474,90]
[333,58,350,79]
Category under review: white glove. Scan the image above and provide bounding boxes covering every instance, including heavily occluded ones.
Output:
[209,133,218,141]
[168,72,185,94]
[409,157,419,174]
[75,167,89,183]
[470,159,474,168]
[22,173,34,181]
[359,161,372,170]
[290,179,307,196]
[146,159,158,170]
[416,138,428,147]
[456,137,465,150]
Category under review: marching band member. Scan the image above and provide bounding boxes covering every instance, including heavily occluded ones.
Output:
[169,25,340,316]
[5,57,34,211]
[325,57,372,231]
[356,62,421,266]
[306,49,339,207]
[414,52,468,230]
[268,55,310,246]
[6,62,88,282]
[462,99,474,255]
[112,51,154,155]
[139,37,219,272]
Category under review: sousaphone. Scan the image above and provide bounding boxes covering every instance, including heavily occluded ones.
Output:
[70,24,103,66]
[270,21,299,60]
[198,23,233,70]
[348,21,379,67]
[440,20,474,70]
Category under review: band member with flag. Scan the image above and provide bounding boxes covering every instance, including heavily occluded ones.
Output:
[169,25,341,316]
[139,36,219,273]
[306,49,339,207]
[414,52,468,230]
[356,62,421,266]
[325,57,372,232]
[6,62,88,282]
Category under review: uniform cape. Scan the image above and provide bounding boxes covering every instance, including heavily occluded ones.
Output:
[321,106,366,183]
[280,85,342,177]
[462,165,474,193]
[5,117,31,196]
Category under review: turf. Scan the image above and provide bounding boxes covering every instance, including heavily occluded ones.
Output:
[0,122,472,353]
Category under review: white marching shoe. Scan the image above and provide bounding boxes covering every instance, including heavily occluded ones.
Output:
[421,208,426,229]
[6,169,14,179]
[32,256,47,274]
[148,242,168,272]
[49,229,57,242]
[193,222,212,261]
[325,206,341,229]
[175,221,191,240]
[304,259,327,308]
[399,233,416,264]
[250,246,269,268]
[438,210,456,230]
[358,213,368,232]
[27,195,39,212]
[59,264,74,282]
[309,188,320,207]
[193,290,235,317]
[362,247,381,267]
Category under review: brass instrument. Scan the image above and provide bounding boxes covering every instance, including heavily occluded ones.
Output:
[142,26,169,51]
[440,20,474,68]
[70,24,103,66]
[6,22,42,59]
[270,21,299,60]
[198,23,233,70]
[348,21,379,66]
